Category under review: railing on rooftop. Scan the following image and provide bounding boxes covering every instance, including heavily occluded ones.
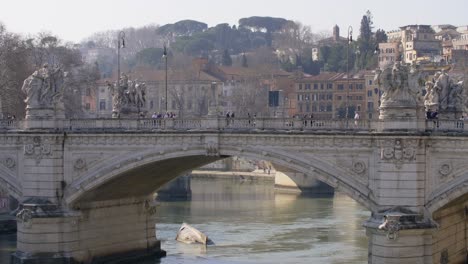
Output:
[0,118,466,133]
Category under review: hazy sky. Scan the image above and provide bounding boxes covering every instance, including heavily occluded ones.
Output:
[0,0,467,43]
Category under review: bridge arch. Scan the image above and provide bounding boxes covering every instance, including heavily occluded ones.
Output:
[65,145,377,211]
[425,171,468,215]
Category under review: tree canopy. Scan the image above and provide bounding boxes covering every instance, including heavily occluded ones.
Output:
[157,20,208,36]
[238,16,291,32]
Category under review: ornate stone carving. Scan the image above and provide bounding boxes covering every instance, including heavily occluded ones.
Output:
[24,136,51,164]
[381,139,416,168]
[22,64,65,109]
[205,141,218,156]
[0,156,16,170]
[375,62,420,108]
[144,200,157,216]
[378,214,401,240]
[107,75,147,118]
[4,157,15,169]
[352,161,367,175]
[74,158,86,170]
[425,69,464,117]
[438,163,452,177]
[16,208,33,229]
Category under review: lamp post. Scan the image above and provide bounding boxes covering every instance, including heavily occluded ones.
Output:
[114,31,125,118]
[346,26,353,125]
[162,45,168,113]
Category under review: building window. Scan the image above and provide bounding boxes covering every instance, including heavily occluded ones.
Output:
[85,103,90,110]
[349,84,353,90]
[327,83,333,89]
[99,100,106,110]
[320,83,324,89]
[368,90,373,97]
[299,84,303,90]
[368,102,374,110]
[306,104,310,112]
[338,84,344,90]
[337,95,342,100]
[312,104,317,112]
[314,84,318,89]
[326,104,332,112]
[305,84,311,90]
[358,84,363,90]
[357,105,361,112]
[299,104,303,112]
[327,93,333,100]
[150,100,154,109]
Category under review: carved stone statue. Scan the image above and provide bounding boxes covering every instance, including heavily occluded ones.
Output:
[22,64,65,119]
[448,81,463,111]
[135,82,146,108]
[375,62,411,106]
[109,74,147,118]
[434,69,450,110]
[424,81,439,112]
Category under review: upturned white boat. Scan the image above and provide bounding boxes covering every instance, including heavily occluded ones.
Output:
[175,222,210,245]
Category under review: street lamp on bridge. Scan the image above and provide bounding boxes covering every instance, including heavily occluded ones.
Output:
[114,31,125,118]
[346,26,353,126]
[162,44,168,113]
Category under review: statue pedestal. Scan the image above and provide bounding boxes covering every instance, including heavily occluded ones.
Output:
[25,107,55,120]
[207,106,218,117]
[378,104,423,131]
[24,107,65,130]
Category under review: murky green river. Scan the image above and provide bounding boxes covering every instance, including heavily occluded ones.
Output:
[0,177,370,263]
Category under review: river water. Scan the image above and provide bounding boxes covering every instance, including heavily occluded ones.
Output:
[0,177,370,264]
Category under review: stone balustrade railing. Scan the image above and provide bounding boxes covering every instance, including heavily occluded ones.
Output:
[0,118,466,133]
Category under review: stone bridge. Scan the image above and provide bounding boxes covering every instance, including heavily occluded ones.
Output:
[1,117,467,264]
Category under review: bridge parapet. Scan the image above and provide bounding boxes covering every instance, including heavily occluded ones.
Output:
[1,118,466,133]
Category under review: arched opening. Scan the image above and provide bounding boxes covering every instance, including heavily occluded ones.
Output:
[67,148,376,211]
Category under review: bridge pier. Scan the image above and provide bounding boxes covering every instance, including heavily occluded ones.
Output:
[12,197,165,264]
[364,210,436,264]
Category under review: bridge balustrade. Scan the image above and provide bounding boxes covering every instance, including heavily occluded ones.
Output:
[425,119,465,131]
[1,118,468,132]
[0,119,19,130]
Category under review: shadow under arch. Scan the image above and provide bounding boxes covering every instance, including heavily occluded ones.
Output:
[65,146,377,212]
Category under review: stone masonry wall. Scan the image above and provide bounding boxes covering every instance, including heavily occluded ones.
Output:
[432,196,467,264]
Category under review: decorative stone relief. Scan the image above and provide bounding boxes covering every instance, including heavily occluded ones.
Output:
[352,160,367,175]
[144,200,157,216]
[4,157,16,169]
[24,136,51,165]
[438,163,452,177]
[380,139,416,169]
[73,158,87,171]
[16,208,33,229]
[0,155,16,171]
[378,215,401,240]
[206,141,218,156]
